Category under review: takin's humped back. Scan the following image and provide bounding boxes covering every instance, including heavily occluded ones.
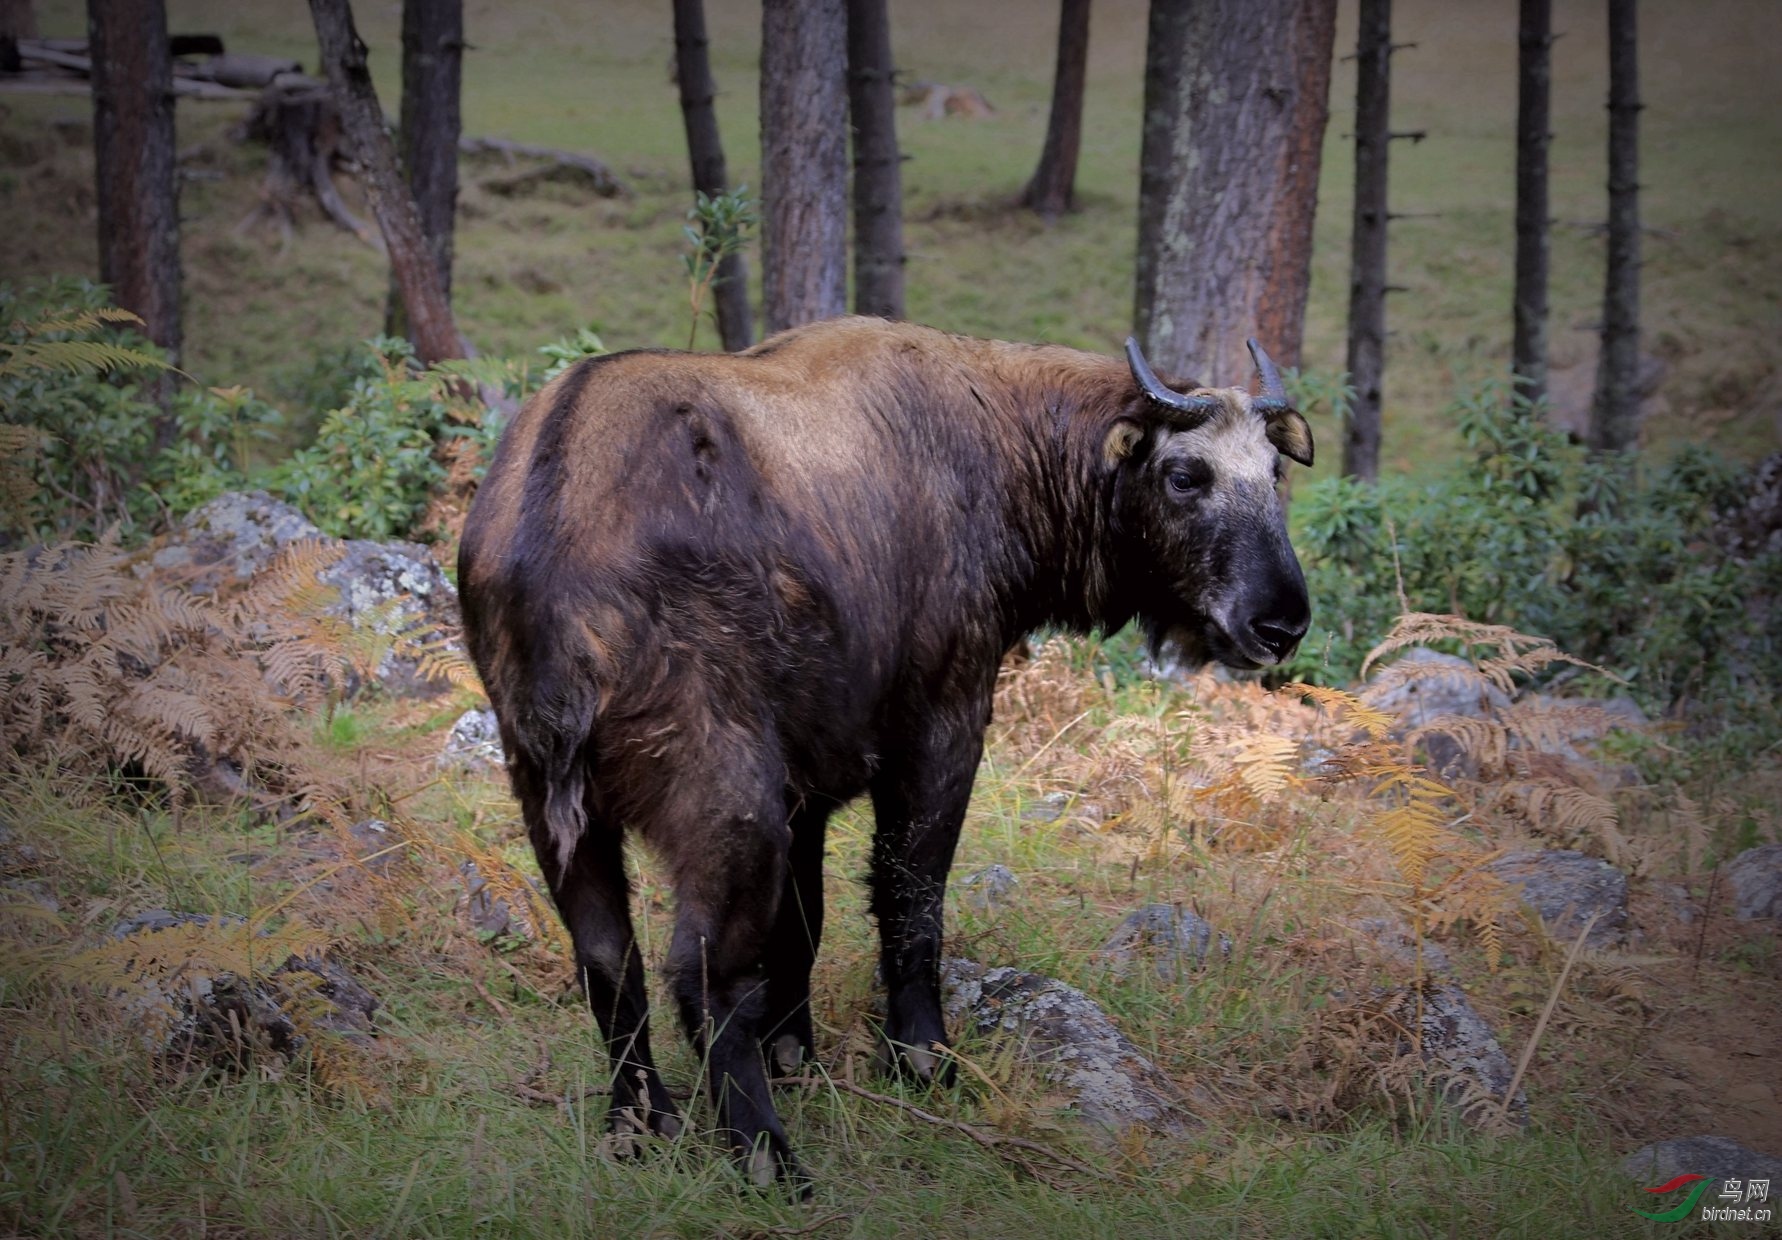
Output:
[457,315,1314,1191]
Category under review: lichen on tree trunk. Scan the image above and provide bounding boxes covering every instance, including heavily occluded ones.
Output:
[760,0,848,335]
[1134,0,1335,390]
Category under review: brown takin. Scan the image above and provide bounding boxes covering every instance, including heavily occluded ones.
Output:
[458,316,1314,1192]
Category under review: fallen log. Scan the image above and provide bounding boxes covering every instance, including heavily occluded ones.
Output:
[459,135,628,199]
[18,40,256,100]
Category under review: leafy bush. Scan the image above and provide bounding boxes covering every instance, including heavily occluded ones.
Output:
[266,329,607,542]
[1289,378,1778,732]
[1,279,284,542]
[266,337,452,541]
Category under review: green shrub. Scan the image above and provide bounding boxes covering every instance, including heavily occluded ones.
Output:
[0,280,289,542]
[265,329,606,542]
[1289,378,1778,735]
[266,337,453,542]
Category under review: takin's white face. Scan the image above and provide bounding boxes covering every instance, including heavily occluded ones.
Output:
[1108,389,1312,670]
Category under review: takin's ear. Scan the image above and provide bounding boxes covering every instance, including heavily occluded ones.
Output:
[1102,419,1146,468]
[1267,410,1315,467]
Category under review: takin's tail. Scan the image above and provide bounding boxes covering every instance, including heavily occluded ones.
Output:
[502,626,602,874]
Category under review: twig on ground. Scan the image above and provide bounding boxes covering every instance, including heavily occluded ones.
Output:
[470,977,508,1020]
[1495,911,1599,1127]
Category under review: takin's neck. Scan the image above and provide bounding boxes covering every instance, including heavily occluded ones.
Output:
[966,342,1138,641]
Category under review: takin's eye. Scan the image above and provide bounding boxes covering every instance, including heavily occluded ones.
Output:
[1164,459,1213,499]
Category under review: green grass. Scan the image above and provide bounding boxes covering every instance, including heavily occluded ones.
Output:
[4,713,1775,1238]
[3,0,1779,473]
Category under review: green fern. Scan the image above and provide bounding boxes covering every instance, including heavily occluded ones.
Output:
[0,336,174,383]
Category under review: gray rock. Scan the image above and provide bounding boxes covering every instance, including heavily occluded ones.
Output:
[151,491,463,697]
[1350,916,1452,974]
[456,860,538,941]
[1412,983,1527,1128]
[1510,693,1647,786]
[955,864,1018,913]
[1,877,59,914]
[316,539,461,697]
[110,911,377,1066]
[344,818,403,875]
[1652,881,1699,926]
[1726,843,1782,921]
[439,707,504,774]
[1363,648,1511,777]
[1363,648,1510,731]
[1095,904,1231,980]
[941,958,1193,1133]
[1490,849,1628,948]
[1622,1135,1782,1187]
[149,490,322,594]
[1021,791,1070,823]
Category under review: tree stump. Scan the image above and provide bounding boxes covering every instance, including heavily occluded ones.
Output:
[234,75,377,248]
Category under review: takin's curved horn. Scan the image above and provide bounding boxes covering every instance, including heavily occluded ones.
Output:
[1246,338,1292,418]
[1125,337,1222,422]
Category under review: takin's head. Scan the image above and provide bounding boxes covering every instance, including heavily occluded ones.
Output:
[1104,337,1315,671]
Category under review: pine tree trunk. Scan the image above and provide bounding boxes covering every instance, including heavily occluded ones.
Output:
[1343,0,1390,481]
[1512,0,1552,406]
[1590,0,1641,454]
[1020,0,1090,220]
[309,0,460,365]
[1135,0,1335,388]
[87,0,181,443]
[1,0,38,73]
[674,0,752,351]
[385,0,462,343]
[760,0,848,335]
[847,0,905,319]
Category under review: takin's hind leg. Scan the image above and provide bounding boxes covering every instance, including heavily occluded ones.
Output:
[517,767,680,1144]
[662,786,808,1194]
[758,798,831,1078]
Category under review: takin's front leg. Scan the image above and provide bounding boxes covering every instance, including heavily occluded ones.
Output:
[868,721,985,1085]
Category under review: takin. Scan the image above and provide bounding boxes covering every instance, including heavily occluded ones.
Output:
[458,316,1314,1191]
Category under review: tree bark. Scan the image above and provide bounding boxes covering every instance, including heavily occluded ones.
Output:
[760,0,848,335]
[308,0,460,365]
[1511,0,1552,407]
[1020,0,1090,219]
[847,0,905,319]
[1343,0,1390,481]
[673,0,752,351]
[1589,0,1641,454]
[87,0,181,443]
[1,0,37,73]
[1135,0,1336,389]
[385,0,462,342]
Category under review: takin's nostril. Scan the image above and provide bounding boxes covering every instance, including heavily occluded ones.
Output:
[1250,615,1308,657]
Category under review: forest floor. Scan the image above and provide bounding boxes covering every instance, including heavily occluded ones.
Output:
[1,611,1777,1237]
[2,0,1781,471]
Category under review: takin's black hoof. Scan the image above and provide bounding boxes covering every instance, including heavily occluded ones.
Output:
[874,1033,956,1087]
[602,1101,684,1158]
[737,1136,812,1200]
[763,1031,814,1079]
